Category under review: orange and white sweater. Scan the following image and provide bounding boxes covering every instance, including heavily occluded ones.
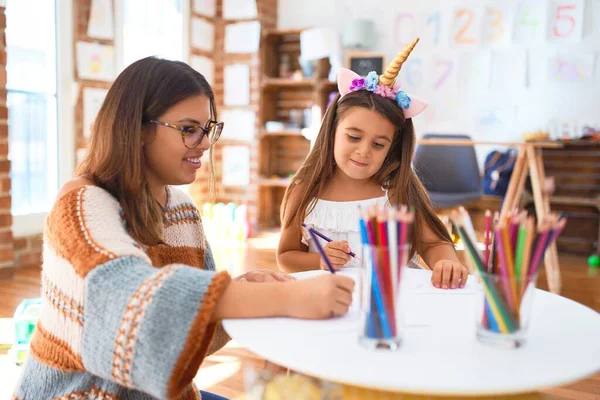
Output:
[13,185,231,399]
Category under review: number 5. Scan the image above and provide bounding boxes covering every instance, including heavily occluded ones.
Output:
[554,5,576,37]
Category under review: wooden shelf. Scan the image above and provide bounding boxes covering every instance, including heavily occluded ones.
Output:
[261,78,315,89]
[258,177,292,187]
[257,29,333,230]
[263,28,306,37]
[258,129,304,138]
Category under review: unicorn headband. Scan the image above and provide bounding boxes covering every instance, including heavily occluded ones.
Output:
[337,38,427,119]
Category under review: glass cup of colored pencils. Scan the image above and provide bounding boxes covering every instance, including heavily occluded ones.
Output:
[358,205,413,351]
[453,210,566,349]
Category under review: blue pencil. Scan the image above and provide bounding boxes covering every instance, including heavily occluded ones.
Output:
[302,223,356,258]
[308,228,336,274]
[358,215,392,339]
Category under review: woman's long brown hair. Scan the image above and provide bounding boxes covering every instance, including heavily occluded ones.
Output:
[77,57,216,246]
[280,90,452,259]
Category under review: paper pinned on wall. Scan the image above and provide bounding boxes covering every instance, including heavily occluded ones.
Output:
[222,146,251,187]
[428,52,459,92]
[191,17,214,52]
[220,109,256,141]
[459,51,492,90]
[190,55,214,85]
[223,0,257,19]
[83,87,108,138]
[225,21,261,54]
[481,4,514,45]
[513,0,547,43]
[450,5,484,46]
[491,49,528,89]
[76,41,115,82]
[76,148,88,165]
[88,0,114,39]
[193,0,216,17]
[224,64,250,106]
[547,53,595,83]
[547,0,584,43]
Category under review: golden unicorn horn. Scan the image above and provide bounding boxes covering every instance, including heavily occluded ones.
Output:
[379,38,420,88]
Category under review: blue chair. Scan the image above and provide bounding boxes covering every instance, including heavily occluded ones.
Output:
[413,134,482,209]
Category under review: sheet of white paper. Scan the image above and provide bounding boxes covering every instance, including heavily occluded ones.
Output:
[224,64,250,106]
[459,51,492,90]
[191,17,214,52]
[193,0,216,17]
[225,21,261,54]
[220,109,256,141]
[428,51,459,92]
[481,4,514,45]
[491,49,528,89]
[513,0,547,43]
[87,0,114,40]
[547,0,584,43]
[450,5,484,46]
[82,87,108,138]
[76,148,87,164]
[222,146,250,186]
[190,55,214,85]
[222,0,257,19]
[547,53,595,82]
[76,41,115,82]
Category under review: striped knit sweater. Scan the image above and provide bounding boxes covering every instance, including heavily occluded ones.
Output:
[13,185,231,400]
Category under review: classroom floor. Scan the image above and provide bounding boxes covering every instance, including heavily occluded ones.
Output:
[0,232,599,399]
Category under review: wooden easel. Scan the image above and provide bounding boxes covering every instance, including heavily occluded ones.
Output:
[498,142,562,294]
[416,139,563,294]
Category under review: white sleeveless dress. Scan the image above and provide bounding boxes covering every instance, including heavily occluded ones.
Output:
[301,195,422,269]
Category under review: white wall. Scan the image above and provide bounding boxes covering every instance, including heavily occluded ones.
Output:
[278,0,600,164]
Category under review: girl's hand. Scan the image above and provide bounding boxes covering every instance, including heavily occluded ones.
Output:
[235,269,295,283]
[431,260,468,289]
[320,241,352,271]
[287,274,355,319]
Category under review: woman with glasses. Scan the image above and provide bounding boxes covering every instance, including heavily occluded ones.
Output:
[13,57,354,400]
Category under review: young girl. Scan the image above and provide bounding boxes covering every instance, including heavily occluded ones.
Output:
[13,57,354,400]
[278,38,468,290]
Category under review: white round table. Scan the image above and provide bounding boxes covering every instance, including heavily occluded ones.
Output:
[223,269,600,396]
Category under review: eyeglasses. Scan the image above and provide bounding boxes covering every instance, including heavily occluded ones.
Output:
[149,119,224,149]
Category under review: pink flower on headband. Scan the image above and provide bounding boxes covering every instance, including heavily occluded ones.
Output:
[349,78,366,92]
[374,85,396,100]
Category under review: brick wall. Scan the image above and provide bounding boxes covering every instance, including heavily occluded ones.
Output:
[0,6,12,278]
[189,0,277,234]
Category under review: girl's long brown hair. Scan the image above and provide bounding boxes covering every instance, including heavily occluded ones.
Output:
[280,91,452,260]
[77,57,216,246]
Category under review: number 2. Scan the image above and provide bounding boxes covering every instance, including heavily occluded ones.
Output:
[553,4,576,37]
[454,9,477,44]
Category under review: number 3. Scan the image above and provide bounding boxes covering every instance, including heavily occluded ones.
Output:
[554,4,576,37]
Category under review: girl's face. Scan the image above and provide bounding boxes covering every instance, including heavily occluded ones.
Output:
[333,107,396,181]
[143,94,212,187]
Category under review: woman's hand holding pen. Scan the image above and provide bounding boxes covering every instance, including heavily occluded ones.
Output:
[288,274,355,319]
[320,241,353,271]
